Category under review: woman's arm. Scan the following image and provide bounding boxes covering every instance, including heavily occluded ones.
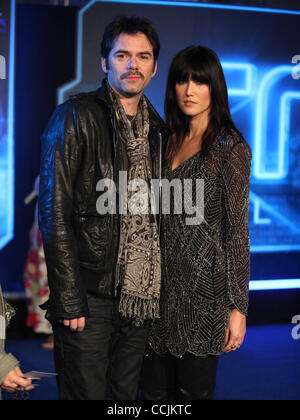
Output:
[221,139,252,351]
[222,139,252,315]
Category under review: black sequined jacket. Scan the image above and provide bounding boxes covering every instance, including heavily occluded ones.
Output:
[149,129,252,357]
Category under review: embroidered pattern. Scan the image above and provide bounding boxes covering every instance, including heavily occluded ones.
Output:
[149,130,252,357]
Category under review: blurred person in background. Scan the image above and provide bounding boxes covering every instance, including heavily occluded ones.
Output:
[24,176,53,349]
[0,284,33,399]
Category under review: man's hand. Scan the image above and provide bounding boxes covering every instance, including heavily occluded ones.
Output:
[59,317,86,332]
[1,367,34,393]
[224,309,246,353]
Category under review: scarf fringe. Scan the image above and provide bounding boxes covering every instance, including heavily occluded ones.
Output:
[119,293,160,327]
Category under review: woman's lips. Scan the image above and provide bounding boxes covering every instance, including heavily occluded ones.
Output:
[184,101,197,106]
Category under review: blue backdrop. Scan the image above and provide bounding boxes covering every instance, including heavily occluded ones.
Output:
[0,5,77,293]
[0,0,14,252]
[0,1,300,295]
[58,0,300,290]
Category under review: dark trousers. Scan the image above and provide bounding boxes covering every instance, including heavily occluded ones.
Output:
[53,293,150,400]
[141,351,219,400]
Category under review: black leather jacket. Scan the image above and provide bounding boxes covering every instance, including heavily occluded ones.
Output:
[38,82,166,322]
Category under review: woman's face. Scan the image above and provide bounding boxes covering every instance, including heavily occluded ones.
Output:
[175,75,211,120]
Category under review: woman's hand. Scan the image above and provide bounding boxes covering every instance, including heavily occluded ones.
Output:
[1,367,34,393]
[224,309,246,352]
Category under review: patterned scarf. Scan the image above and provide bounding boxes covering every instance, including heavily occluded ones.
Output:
[105,80,161,327]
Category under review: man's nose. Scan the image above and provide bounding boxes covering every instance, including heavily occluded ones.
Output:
[127,56,138,69]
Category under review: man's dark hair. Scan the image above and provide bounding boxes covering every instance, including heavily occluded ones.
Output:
[101,16,160,62]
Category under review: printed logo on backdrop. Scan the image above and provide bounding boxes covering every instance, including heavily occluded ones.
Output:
[0,11,7,79]
[291,315,300,340]
[0,315,5,340]
[291,55,300,80]
[0,1,15,251]
[0,53,5,79]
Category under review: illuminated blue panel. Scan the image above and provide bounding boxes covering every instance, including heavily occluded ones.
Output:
[222,62,257,97]
[279,91,300,179]
[250,67,300,252]
[253,195,271,225]
[0,0,15,250]
[250,191,300,233]
[250,279,300,291]
[250,188,300,252]
[254,66,298,180]
[80,0,300,16]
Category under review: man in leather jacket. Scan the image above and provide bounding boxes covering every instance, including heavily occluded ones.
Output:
[38,16,166,400]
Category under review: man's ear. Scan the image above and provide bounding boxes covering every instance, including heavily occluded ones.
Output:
[101,57,108,74]
[152,60,158,78]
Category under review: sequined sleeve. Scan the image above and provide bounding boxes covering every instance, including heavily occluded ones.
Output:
[221,140,252,315]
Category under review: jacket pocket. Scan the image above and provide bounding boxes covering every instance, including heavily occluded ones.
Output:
[75,214,111,268]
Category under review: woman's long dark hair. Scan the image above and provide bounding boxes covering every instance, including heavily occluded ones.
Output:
[165,45,242,164]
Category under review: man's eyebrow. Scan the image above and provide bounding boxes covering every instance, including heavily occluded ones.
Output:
[113,49,129,55]
[113,50,153,56]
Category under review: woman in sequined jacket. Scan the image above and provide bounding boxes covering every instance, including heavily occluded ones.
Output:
[141,46,252,400]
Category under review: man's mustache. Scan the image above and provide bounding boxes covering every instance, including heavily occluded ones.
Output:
[121,71,145,80]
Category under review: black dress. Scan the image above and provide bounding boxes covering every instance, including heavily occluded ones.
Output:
[149,129,252,358]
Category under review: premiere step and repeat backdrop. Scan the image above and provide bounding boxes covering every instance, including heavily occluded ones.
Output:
[58,0,300,255]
